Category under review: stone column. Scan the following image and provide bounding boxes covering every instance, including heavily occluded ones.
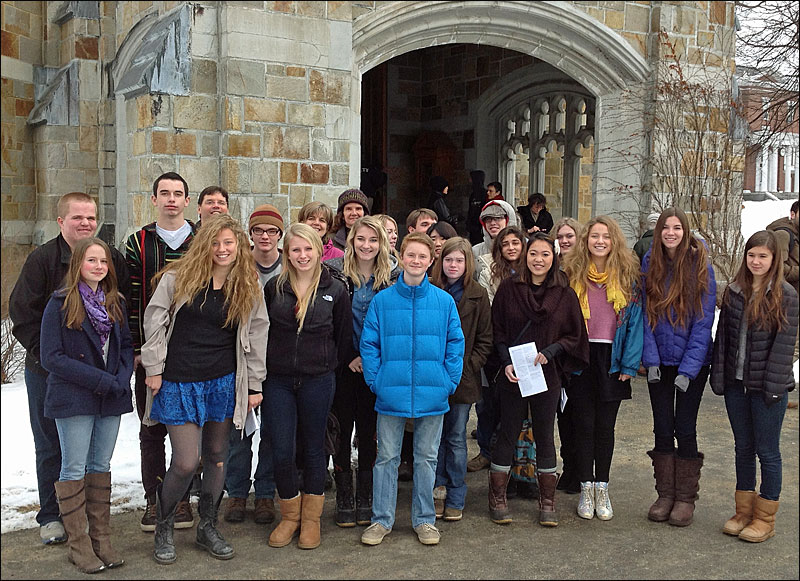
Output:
[768,147,779,192]
[783,146,791,192]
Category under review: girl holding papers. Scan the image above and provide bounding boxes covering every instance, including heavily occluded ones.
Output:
[489,232,588,527]
[563,216,643,522]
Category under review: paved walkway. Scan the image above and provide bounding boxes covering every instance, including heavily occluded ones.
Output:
[1,377,798,579]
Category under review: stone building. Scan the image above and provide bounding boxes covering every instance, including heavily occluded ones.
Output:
[1,0,739,292]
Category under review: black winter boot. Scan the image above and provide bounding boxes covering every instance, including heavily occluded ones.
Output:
[154,487,176,565]
[334,471,356,527]
[356,470,373,526]
[195,493,234,560]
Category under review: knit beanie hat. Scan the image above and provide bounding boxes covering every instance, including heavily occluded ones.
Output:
[429,176,449,192]
[249,204,284,233]
[337,188,370,215]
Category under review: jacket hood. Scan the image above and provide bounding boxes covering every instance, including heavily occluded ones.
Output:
[480,199,519,244]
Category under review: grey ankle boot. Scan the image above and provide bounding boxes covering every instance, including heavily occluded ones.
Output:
[196,493,234,560]
[154,488,177,565]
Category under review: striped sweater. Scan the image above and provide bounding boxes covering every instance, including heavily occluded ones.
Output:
[124,221,196,352]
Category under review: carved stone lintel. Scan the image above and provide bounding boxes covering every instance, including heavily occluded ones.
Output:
[53,1,100,25]
[27,61,80,127]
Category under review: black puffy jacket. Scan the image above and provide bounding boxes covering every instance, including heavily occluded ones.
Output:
[711,281,798,403]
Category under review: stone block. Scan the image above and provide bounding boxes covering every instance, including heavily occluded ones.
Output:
[300,163,329,184]
[179,157,220,193]
[79,100,98,125]
[327,1,352,21]
[309,69,348,105]
[709,2,725,25]
[176,133,196,156]
[200,133,219,157]
[252,160,280,193]
[225,96,243,131]
[191,58,217,94]
[266,75,308,101]
[333,140,349,162]
[174,95,217,130]
[286,66,305,77]
[330,163,348,186]
[281,162,298,183]
[288,103,324,126]
[19,36,42,66]
[289,184,313,207]
[244,98,286,123]
[328,20,352,71]
[222,158,252,194]
[75,36,99,59]
[4,5,31,37]
[263,126,309,159]
[51,168,86,191]
[297,1,325,17]
[605,9,624,30]
[280,184,289,194]
[2,30,20,59]
[67,150,97,169]
[78,61,101,101]
[225,134,261,158]
[266,64,285,76]
[15,98,33,117]
[132,131,146,155]
[36,143,66,169]
[311,136,332,161]
[325,105,350,139]
[79,126,98,151]
[226,59,266,96]
[192,32,217,58]
[624,4,650,32]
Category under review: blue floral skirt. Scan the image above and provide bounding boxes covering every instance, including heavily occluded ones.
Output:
[151,372,235,426]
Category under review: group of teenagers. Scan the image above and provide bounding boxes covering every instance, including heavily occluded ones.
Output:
[8,171,798,573]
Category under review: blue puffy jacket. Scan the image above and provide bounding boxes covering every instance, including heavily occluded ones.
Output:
[361,273,465,418]
[641,250,717,379]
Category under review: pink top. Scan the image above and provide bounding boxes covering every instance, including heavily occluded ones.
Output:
[586,282,616,343]
[322,239,344,262]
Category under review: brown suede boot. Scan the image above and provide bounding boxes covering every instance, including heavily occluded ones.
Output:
[85,472,124,568]
[268,494,302,548]
[669,453,703,527]
[537,472,558,527]
[722,490,756,536]
[738,496,779,543]
[488,470,512,524]
[298,493,325,550]
[647,450,675,522]
[55,480,105,574]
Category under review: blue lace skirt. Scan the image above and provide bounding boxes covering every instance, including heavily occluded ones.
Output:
[151,372,235,426]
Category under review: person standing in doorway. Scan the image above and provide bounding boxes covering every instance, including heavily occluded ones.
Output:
[125,172,197,532]
[518,193,554,235]
[10,191,130,546]
[427,176,456,228]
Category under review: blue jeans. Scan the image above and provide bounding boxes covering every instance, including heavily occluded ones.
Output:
[26,367,62,525]
[435,403,470,510]
[264,373,334,498]
[226,400,275,499]
[372,413,444,529]
[724,381,788,501]
[55,415,121,481]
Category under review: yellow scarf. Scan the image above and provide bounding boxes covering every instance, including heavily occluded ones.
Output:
[571,263,628,321]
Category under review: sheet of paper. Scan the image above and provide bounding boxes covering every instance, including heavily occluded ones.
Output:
[245,408,260,437]
[560,387,568,413]
[508,341,548,397]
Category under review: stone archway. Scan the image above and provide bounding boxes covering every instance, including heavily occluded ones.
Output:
[352,0,652,234]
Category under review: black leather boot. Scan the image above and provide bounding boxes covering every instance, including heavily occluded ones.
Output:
[154,487,176,565]
[195,493,234,560]
[355,470,373,526]
[334,471,356,527]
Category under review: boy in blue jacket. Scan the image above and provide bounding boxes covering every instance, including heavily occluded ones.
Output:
[359,232,465,546]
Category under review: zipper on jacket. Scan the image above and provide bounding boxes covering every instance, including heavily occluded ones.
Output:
[411,286,416,416]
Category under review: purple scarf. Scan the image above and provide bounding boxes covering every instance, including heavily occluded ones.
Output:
[79,282,112,348]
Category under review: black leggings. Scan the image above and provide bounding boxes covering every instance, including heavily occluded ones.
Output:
[160,419,232,513]
[493,381,560,471]
[648,365,708,458]
[332,367,377,474]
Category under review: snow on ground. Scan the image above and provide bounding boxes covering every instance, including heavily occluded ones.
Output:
[1,199,797,533]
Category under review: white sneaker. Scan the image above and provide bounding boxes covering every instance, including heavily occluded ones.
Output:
[577,481,594,520]
[594,482,613,520]
[40,521,67,545]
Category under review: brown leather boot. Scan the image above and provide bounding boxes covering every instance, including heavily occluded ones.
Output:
[537,472,558,527]
[738,496,779,543]
[268,494,302,548]
[298,493,325,549]
[669,453,703,527]
[85,472,124,568]
[722,490,756,536]
[54,480,105,574]
[488,470,512,524]
[646,450,675,522]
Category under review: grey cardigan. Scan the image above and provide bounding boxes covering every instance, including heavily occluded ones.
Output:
[140,271,269,429]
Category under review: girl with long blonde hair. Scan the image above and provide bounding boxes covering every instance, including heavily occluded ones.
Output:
[563,215,643,522]
[40,238,133,574]
[640,207,716,527]
[326,216,399,527]
[141,214,268,565]
[711,230,798,543]
[264,223,352,549]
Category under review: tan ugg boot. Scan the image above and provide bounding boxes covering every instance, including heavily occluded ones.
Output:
[738,496,779,543]
[268,494,302,548]
[722,490,756,536]
[298,493,325,550]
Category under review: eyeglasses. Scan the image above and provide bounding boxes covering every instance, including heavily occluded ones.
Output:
[252,227,281,237]
[483,216,506,224]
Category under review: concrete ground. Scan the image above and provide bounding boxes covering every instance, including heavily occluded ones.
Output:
[1,376,798,580]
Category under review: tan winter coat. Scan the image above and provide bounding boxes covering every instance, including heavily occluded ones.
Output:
[140,271,269,430]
